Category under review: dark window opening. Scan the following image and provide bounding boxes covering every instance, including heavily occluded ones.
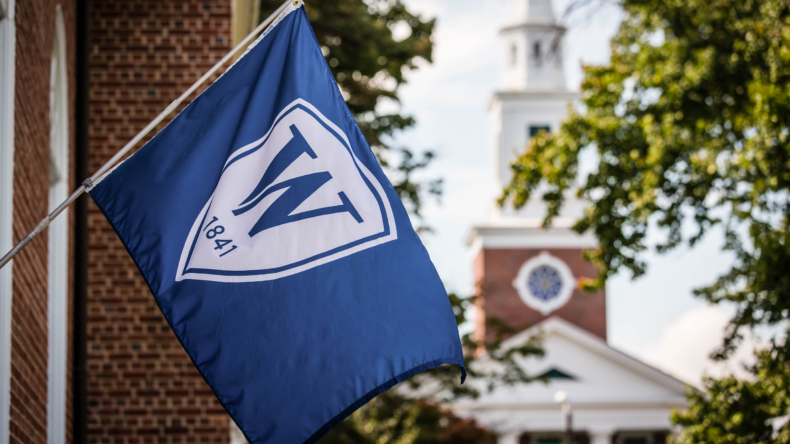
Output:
[529,125,551,138]
[511,44,518,67]
[528,434,589,444]
[533,41,542,66]
[537,367,577,380]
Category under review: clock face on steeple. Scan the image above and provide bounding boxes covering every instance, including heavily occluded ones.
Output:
[513,252,575,315]
[527,265,563,301]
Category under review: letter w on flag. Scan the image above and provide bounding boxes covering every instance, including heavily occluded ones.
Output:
[87,2,465,444]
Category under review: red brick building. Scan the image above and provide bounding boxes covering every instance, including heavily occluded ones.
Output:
[0,0,264,442]
[469,236,607,343]
[86,1,233,442]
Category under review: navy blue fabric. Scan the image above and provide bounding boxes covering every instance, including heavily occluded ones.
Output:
[88,7,465,444]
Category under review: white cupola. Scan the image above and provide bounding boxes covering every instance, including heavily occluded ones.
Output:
[484,0,581,223]
[499,0,567,92]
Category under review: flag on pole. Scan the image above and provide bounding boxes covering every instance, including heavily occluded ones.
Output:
[87,2,465,443]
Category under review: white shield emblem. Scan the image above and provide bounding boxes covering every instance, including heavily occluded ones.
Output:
[176,99,397,283]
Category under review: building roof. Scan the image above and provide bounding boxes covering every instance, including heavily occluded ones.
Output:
[454,317,689,435]
[515,317,688,390]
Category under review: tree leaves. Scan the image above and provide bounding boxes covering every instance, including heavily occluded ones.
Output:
[320,393,495,444]
[502,0,790,330]
[672,341,790,444]
[500,0,790,441]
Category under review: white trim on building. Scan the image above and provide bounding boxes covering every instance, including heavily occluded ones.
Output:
[512,251,576,315]
[466,225,598,259]
[48,6,69,444]
[455,318,688,443]
[0,0,15,441]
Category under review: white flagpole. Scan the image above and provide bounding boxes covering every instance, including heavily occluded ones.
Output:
[0,0,300,271]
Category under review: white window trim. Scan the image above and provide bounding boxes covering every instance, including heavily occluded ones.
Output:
[0,0,16,442]
[47,6,68,444]
[512,251,575,316]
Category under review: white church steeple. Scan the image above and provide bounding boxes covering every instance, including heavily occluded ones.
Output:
[484,0,582,223]
[467,0,600,354]
[500,0,567,92]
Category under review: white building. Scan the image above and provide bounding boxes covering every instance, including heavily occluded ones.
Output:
[455,318,688,444]
[457,1,689,443]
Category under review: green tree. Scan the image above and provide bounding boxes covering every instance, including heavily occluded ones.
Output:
[500,0,790,442]
[672,342,790,444]
[320,392,495,444]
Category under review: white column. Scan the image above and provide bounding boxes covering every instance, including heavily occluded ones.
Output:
[0,1,15,444]
[47,7,69,444]
[498,431,522,444]
[589,430,614,444]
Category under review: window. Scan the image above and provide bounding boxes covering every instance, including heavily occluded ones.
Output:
[530,434,584,444]
[536,367,577,380]
[48,6,68,444]
[529,125,551,138]
[532,41,542,66]
[532,436,563,444]
[510,44,517,67]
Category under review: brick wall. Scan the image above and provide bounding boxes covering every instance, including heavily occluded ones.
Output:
[10,0,77,442]
[474,248,607,343]
[87,1,233,442]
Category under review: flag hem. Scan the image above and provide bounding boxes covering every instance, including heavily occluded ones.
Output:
[88,191,467,444]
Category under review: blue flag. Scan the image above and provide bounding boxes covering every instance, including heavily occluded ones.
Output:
[87,3,465,443]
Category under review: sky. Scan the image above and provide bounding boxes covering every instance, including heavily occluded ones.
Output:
[388,0,751,386]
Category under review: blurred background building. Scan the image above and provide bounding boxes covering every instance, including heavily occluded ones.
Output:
[456,1,688,443]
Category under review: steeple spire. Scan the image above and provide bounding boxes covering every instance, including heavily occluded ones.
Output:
[499,0,566,92]
[510,0,558,26]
